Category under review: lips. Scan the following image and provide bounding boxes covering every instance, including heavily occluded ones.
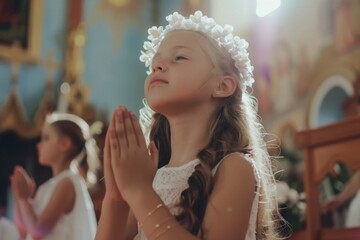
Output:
[149,78,168,88]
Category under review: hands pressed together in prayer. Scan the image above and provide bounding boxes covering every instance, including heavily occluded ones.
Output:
[10,166,36,201]
[104,106,159,203]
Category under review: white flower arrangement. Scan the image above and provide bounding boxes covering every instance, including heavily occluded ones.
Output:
[139,11,255,91]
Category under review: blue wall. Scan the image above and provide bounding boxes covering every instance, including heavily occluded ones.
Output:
[0,0,190,122]
[2,0,187,219]
[82,0,151,119]
[317,86,348,126]
[0,0,68,119]
[82,0,183,120]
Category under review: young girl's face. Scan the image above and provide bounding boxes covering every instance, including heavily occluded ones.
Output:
[37,124,62,166]
[144,30,219,115]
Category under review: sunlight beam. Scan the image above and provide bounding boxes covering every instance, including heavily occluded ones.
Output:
[256,0,281,17]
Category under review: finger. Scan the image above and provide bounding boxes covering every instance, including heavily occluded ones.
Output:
[123,110,138,148]
[29,179,36,193]
[17,167,31,183]
[129,112,147,148]
[16,166,29,181]
[109,129,121,169]
[104,128,117,187]
[15,170,27,183]
[107,111,119,158]
[149,141,159,168]
[107,110,117,138]
[16,166,31,188]
[13,170,21,180]
[115,108,128,150]
[15,166,23,175]
[16,166,27,175]
[105,108,121,148]
[104,127,112,166]
[12,174,21,188]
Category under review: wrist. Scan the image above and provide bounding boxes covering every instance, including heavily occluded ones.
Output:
[337,195,346,205]
[102,194,129,214]
[17,196,31,202]
[103,193,126,204]
[123,185,155,206]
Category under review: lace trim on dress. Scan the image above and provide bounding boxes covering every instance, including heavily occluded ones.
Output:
[136,154,259,240]
[152,159,201,215]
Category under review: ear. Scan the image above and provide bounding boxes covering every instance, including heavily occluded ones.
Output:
[59,136,72,152]
[212,75,237,98]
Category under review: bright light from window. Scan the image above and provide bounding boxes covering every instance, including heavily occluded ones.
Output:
[256,0,281,17]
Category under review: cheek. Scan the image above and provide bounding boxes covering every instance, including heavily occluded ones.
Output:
[37,143,45,154]
[36,143,41,152]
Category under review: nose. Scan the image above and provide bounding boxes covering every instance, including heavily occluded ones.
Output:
[152,60,167,73]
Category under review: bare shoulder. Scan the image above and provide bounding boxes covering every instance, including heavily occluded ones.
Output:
[213,152,255,182]
[55,177,75,194]
[202,153,257,239]
[210,152,256,207]
[51,177,76,213]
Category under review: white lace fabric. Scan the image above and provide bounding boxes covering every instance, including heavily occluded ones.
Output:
[134,154,259,240]
[153,159,201,215]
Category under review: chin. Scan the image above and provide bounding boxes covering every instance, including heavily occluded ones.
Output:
[38,158,49,167]
[146,98,167,113]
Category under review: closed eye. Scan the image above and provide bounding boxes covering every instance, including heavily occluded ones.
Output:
[174,55,187,61]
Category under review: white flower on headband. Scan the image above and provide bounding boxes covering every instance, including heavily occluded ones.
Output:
[139,11,255,90]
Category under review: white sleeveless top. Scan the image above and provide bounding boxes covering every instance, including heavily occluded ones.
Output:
[134,153,260,240]
[345,189,360,227]
[26,170,97,240]
[0,217,20,240]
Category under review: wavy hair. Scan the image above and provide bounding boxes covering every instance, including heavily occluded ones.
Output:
[149,31,279,239]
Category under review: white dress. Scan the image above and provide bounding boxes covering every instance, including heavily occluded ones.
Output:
[345,189,360,227]
[134,153,259,240]
[26,170,97,240]
[0,217,20,240]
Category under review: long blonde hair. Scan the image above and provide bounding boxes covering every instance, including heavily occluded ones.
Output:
[147,31,279,239]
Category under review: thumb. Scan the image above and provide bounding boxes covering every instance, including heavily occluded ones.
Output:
[16,166,28,179]
[29,178,36,193]
[149,141,159,168]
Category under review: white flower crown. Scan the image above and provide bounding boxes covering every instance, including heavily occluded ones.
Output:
[46,112,101,183]
[46,112,91,140]
[139,11,255,90]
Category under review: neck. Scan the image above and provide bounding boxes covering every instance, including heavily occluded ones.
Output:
[51,158,71,176]
[166,105,215,167]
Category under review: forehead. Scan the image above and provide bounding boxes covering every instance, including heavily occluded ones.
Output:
[158,30,204,50]
[42,123,57,135]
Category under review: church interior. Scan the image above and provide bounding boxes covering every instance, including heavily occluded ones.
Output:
[0,0,359,239]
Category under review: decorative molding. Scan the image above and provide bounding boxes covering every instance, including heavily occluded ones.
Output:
[59,23,96,123]
[0,85,55,139]
[308,74,354,128]
[0,53,57,138]
[0,0,44,63]
[305,45,360,128]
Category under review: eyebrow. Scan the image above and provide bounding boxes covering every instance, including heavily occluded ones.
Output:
[172,45,194,51]
[153,45,194,60]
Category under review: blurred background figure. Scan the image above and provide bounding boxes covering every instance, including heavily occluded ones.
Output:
[0,177,20,240]
[10,112,99,240]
